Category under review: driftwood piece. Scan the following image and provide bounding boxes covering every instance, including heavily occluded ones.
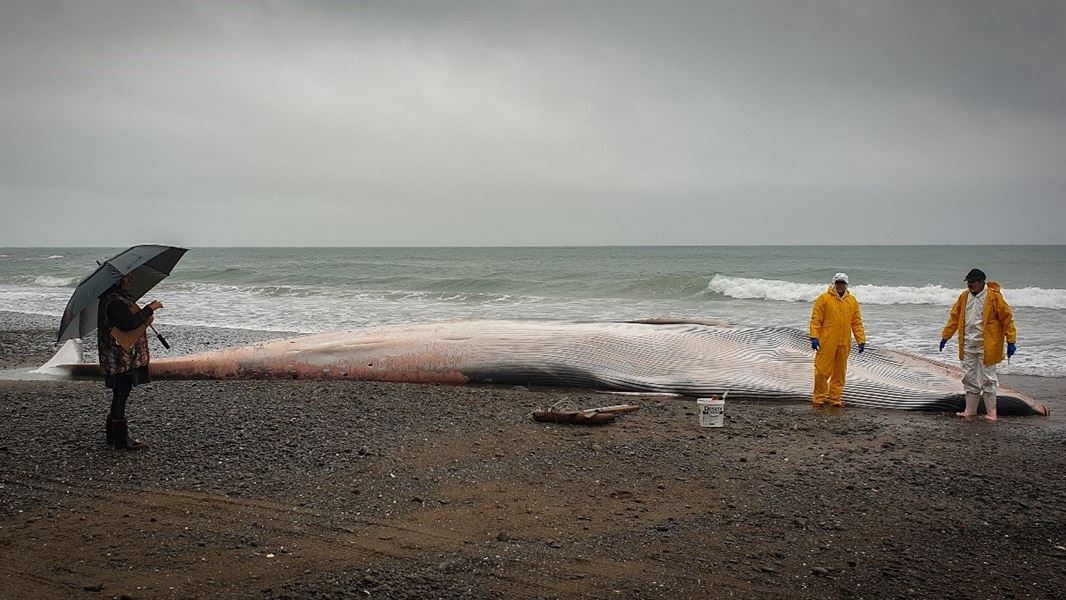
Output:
[531,403,641,426]
[532,411,616,425]
[586,404,641,415]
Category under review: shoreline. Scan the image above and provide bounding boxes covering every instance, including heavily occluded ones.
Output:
[4,307,1065,380]
[2,309,1061,420]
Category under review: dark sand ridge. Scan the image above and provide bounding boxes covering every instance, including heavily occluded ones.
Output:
[1,311,1064,599]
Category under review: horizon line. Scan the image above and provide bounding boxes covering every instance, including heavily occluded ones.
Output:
[3,243,1066,249]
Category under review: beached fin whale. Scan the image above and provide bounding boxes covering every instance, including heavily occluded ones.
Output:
[60,319,1048,416]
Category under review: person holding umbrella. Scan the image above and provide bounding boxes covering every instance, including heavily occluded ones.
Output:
[57,244,187,450]
[100,273,163,449]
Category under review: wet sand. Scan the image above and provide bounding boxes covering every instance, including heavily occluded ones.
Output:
[1,312,1064,599]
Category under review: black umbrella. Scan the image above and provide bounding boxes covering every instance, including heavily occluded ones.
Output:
[57,244,188,346]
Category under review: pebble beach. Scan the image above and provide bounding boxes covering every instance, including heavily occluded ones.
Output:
[1,311,1064,599]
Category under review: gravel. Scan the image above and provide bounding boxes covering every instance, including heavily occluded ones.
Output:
[2,312,1064,599]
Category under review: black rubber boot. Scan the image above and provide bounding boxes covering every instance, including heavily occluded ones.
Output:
[106,415,116,446]
[111,418,148,450]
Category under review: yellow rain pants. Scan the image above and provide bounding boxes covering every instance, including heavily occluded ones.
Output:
[810,287,866,405]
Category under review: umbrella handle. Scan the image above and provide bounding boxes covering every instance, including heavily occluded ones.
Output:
[150,324,171,349]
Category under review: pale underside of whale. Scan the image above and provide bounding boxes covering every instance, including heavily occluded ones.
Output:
[67,319,1047,416]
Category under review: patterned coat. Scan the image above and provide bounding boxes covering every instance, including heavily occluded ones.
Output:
[97,288,151,378]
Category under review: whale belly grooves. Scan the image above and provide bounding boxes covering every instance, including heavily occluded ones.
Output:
[64,319,1048,416]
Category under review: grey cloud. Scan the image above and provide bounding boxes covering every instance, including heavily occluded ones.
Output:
[2,0,1063,246]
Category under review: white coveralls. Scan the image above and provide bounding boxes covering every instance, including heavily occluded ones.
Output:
[961,287,998,397]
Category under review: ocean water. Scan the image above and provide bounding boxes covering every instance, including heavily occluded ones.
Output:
[1,246,1064,377]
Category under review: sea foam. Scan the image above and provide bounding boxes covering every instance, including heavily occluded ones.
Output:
[707,275,1066,310]
[30,276,78,288]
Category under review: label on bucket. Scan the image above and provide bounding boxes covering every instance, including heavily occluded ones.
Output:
[697,398,725,428]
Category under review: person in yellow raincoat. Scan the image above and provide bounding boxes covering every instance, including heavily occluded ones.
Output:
[939,268,1017,421]
[809,273,866,407]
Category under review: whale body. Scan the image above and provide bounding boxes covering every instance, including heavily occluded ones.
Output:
[94,319,1046,416]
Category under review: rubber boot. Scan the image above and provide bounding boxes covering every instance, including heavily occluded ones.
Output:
[956,393,980,417]
[982,392,998,421]
[112,419,148,450]
[106,415,116,446]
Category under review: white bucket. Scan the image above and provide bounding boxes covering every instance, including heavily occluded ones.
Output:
[697,397,725,428]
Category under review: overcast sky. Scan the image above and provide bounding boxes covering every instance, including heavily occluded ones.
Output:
[1,1,1063,246]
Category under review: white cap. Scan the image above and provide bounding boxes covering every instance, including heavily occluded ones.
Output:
[833,272,849,284]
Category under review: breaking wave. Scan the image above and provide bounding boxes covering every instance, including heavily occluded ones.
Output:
[707,275,1066,310]
[29,276,79,288]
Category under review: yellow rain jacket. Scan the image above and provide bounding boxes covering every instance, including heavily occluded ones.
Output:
[941,282,1016,366]
[809,286,866,348]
